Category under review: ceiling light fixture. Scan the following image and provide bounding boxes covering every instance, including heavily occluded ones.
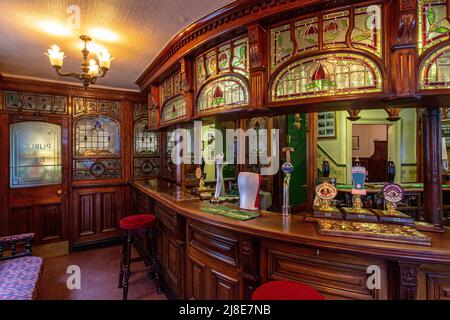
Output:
[45,35,114,89]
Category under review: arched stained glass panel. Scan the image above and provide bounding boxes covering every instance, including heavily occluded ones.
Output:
[419,44,450,89]
[196,76,249,114]
[271,53,383,101]
[161,95,186,124]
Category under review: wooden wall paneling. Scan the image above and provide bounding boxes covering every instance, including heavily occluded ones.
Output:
[0,113,9,236]
[417,263,450,300]
[180,57,194,119]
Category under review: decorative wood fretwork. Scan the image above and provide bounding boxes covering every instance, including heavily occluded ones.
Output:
[2,91,67,114]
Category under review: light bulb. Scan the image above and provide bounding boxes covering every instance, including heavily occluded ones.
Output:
[45,45,65,67]
[88,59,99,76]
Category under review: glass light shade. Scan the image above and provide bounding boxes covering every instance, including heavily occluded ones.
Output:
[96,49,113,69]
[88,59,99,76]
[46,45,65,67]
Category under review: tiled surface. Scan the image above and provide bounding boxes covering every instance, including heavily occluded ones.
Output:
[37,245,166,300]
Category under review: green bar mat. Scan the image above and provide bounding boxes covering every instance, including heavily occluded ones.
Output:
[200,205,260,221]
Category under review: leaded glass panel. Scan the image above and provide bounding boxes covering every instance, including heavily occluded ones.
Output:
[231,38,248,76]
[419,45,450,89]
[10,122,62,188]
[271,24,294,70]
[351,5,382,57]
[271,53,382,101]
[161,95,186,124]
[218,44,231,72]
[323,10,349,48]
[295,17,319,53]
[134,119,158,156]
[197,76,248,114]
[74,116,120,157]
[418,0,450,55]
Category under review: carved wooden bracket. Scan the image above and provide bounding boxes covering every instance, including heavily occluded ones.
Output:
[385,108,402,122]
[347,109,361,121]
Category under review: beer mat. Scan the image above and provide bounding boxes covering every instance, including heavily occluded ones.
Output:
[200,205,260,221]
[315,219,431,246]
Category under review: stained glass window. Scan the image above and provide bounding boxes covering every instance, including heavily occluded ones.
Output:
[161,95,187,124]
[74,116,120,157]
[10,122,62,188]
[418,0,450,55]
[295,17,319,53]
[351,5,382,57]
[419,44,450,89]
[197,76,248,114]
[271,24,294,70]
[271,53,383,101]
[134,119,158,156]
[194,37,249,89]
[160,71,182,105]
[3,91,67,113]
[323,10,349,49]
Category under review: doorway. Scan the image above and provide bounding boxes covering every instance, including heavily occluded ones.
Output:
[352,124,388,182]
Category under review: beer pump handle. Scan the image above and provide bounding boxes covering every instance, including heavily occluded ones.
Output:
[282,147,294,163]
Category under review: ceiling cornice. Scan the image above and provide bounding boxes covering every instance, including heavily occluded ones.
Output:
[0,74,146,101]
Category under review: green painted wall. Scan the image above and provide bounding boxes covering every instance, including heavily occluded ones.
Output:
[287,114,307,205]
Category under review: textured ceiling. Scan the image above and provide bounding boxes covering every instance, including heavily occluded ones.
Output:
[0,0,234,91]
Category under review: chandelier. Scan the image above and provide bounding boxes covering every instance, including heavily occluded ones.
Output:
[46,35,113,89]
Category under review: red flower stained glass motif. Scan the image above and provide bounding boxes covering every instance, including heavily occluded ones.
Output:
[306,63,336,91]
[325,21,339,33]
[304,24,318,35]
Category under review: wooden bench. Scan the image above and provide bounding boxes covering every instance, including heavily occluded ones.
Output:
[0,233,43,300]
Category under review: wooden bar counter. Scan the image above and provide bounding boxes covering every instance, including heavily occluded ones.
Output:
[131,179,450,300]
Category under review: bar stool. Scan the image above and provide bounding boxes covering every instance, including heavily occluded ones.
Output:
[118,214,161,300]
[251,280,324,300]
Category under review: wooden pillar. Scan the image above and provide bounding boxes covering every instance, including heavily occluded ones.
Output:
[422,107,444,231]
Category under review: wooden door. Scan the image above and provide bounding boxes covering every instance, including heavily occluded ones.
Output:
[5,115,69,244]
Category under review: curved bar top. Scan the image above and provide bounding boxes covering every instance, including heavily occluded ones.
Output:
[131,180,450,264]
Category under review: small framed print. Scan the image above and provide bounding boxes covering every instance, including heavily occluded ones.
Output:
[352,136,360,150]
[317,112,336,138]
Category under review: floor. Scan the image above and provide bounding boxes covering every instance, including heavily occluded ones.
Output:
[37,245,166,300]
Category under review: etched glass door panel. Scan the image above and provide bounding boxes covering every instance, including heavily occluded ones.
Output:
[10,121,62,188]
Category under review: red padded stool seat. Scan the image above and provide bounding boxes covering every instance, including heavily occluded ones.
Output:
[119,214,156,231]
[252,281,324,300]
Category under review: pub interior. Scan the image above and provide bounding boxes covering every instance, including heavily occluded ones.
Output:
[1,0,450,301]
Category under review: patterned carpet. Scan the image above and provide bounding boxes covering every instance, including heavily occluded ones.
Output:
[37,245,166,300]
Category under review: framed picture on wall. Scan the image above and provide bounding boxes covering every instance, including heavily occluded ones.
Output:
[352,136,360,150]
[317,111,336,138]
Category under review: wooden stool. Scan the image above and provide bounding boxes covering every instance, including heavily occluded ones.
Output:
[252,280,324,300]
[118,214,161,300]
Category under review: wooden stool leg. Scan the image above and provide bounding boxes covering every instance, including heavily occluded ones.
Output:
[118,232,126,288]
[122,232,133,300]
[147,229,161,294]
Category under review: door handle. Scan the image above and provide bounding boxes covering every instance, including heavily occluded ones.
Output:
[57,190,63,196]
